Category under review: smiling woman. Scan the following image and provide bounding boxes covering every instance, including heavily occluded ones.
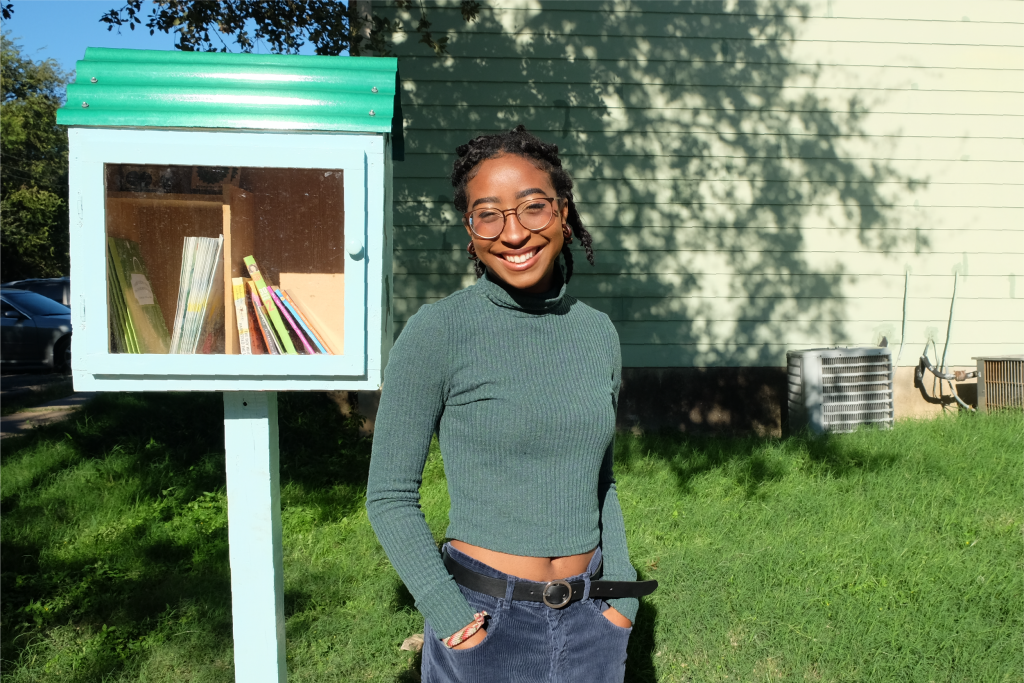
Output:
[366,126,656,683]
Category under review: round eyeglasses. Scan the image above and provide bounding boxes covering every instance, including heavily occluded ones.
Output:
[464,197,563,240]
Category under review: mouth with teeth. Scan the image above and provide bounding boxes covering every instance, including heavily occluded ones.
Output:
[502,248,538,265]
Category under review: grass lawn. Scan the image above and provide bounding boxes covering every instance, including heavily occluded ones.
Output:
[1,392,1020,682]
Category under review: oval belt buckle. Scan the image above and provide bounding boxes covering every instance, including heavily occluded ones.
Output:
[542,579,573,609]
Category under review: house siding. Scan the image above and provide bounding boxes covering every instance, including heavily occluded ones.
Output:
[383,0,1024,368]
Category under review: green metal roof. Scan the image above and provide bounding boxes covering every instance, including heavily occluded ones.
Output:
[58,48,397,133]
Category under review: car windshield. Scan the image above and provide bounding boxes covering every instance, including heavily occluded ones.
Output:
[2,289,71,316]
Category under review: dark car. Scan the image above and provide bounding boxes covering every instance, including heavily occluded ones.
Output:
[1,288,72,371]
[1,277,71,306]
[0,276,70,305]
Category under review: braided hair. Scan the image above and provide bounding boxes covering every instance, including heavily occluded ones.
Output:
[451,125,595,282]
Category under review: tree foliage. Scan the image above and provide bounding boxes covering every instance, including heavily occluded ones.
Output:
[1,32,71,280]
[100,0,480,56]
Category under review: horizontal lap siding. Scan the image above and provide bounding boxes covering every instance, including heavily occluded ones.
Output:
[384,0,1024,367]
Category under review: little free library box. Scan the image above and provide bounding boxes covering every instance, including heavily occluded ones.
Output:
[58,48,398,682]
[60,48,397,392]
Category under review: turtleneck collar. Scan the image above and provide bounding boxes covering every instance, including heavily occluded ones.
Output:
[474,258,568,314]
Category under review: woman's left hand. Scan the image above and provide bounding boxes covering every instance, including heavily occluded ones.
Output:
[601,606,632,629]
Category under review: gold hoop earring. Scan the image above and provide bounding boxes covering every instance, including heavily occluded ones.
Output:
[466,241,478,261]
[562,224,573,244]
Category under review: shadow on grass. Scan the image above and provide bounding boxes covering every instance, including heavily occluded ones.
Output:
[625,574,659,683]
[617,426,903,498]
[0,390,369,679]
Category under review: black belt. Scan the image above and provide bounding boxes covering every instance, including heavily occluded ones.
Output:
[443,551,658,609]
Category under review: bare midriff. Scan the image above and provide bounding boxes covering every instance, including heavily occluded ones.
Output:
[449,540,596,582]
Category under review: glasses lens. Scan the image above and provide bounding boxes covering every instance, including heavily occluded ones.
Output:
[469,208,504,238]
[516,198,554,230]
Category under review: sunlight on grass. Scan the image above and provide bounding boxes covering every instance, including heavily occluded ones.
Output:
[1,394,1020,682]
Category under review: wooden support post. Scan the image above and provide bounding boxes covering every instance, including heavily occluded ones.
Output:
[224,392,287,682]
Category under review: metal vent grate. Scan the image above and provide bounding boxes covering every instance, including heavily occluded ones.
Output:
[976,356,1024,412]
[819,353,893,433]
[787,347,894,434]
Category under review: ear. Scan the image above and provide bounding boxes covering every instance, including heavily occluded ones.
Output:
[559,197,569,225]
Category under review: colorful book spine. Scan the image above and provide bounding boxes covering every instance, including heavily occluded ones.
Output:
[231,277,252,355]
[242,255,296,355]
[277,288,334,355]
[275,288,328,355]
[248,279,281,355]
[269,287,316,355]
[244,279,266,355]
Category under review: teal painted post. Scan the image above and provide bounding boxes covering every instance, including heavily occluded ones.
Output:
[223,392,287,682]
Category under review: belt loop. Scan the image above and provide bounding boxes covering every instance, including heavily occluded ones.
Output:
[504,574,516,603]
[581,572,592,601]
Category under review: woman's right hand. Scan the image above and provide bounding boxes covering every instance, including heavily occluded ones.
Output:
[451,626,487,650]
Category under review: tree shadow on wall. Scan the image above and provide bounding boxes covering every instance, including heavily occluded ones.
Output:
[386,0,926,369]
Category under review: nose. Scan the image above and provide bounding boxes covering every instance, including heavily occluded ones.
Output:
[500,211,530,245]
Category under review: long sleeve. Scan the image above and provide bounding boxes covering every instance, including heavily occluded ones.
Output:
[365,306,477,639]
[596,327,639,622]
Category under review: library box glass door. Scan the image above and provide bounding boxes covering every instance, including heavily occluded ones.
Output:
[70,128,385,390]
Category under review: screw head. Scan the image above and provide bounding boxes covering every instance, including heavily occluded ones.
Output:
[369,109,375,116]
[371,86,378,93]
[90,77,98,83]
[81,102,89,108]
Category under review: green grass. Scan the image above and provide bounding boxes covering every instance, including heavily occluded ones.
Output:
[1,393,1021,682]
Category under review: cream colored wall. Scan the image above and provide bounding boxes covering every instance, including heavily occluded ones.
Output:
[384,0,1024,368]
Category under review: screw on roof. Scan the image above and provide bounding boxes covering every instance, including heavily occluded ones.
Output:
[82,102,89,108]
[369,110,375,116]
[372,86,378,93]
[90,77,98,83]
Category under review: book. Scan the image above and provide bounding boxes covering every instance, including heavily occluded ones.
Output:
[277,287,335,355]
[242,255,297,355]
[248,279,281,355]
[269,286,316,355]
[243,278,266,355]
[169,235,224,354]
[169,237,197,353]
[107,253,138,353]
[275,287,329,355]
[232,277,252,355]
[107,236,170,354]
[195,239,225,354]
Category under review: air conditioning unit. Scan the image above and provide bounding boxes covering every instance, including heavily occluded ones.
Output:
[975,355,1024,412]
[787,347,894,434]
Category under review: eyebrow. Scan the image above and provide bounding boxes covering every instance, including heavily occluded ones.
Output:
[470,188,549,209]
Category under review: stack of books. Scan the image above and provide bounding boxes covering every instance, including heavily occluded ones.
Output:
[169,235,225,354]
[233,256,334,355]
[107,236,171,354]
[107,239,333,356]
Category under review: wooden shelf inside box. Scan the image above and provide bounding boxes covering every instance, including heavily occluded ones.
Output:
[105,168,346,356]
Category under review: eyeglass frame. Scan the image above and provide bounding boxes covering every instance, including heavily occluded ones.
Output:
[463,196,565,240]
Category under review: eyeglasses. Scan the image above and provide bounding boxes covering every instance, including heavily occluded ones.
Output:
[464,197,563,240]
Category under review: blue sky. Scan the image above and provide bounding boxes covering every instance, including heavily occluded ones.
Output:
[2,0,319,75]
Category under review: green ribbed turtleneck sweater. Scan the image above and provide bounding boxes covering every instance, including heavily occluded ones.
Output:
[366,266,637,639]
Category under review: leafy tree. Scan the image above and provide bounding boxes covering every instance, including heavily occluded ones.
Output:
[101,0,480,56]
[1,31,71,280]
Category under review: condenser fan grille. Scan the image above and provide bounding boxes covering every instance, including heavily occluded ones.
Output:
[820,354,893,432]
[787,347,895,434]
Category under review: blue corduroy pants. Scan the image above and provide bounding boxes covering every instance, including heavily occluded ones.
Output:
[422,544,632,683]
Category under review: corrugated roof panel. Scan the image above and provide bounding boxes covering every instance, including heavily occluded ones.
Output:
[58,48,397,133]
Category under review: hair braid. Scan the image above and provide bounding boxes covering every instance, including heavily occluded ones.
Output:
[451,125,595,283]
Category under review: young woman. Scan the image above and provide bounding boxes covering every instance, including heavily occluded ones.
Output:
[367,125,655,682]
